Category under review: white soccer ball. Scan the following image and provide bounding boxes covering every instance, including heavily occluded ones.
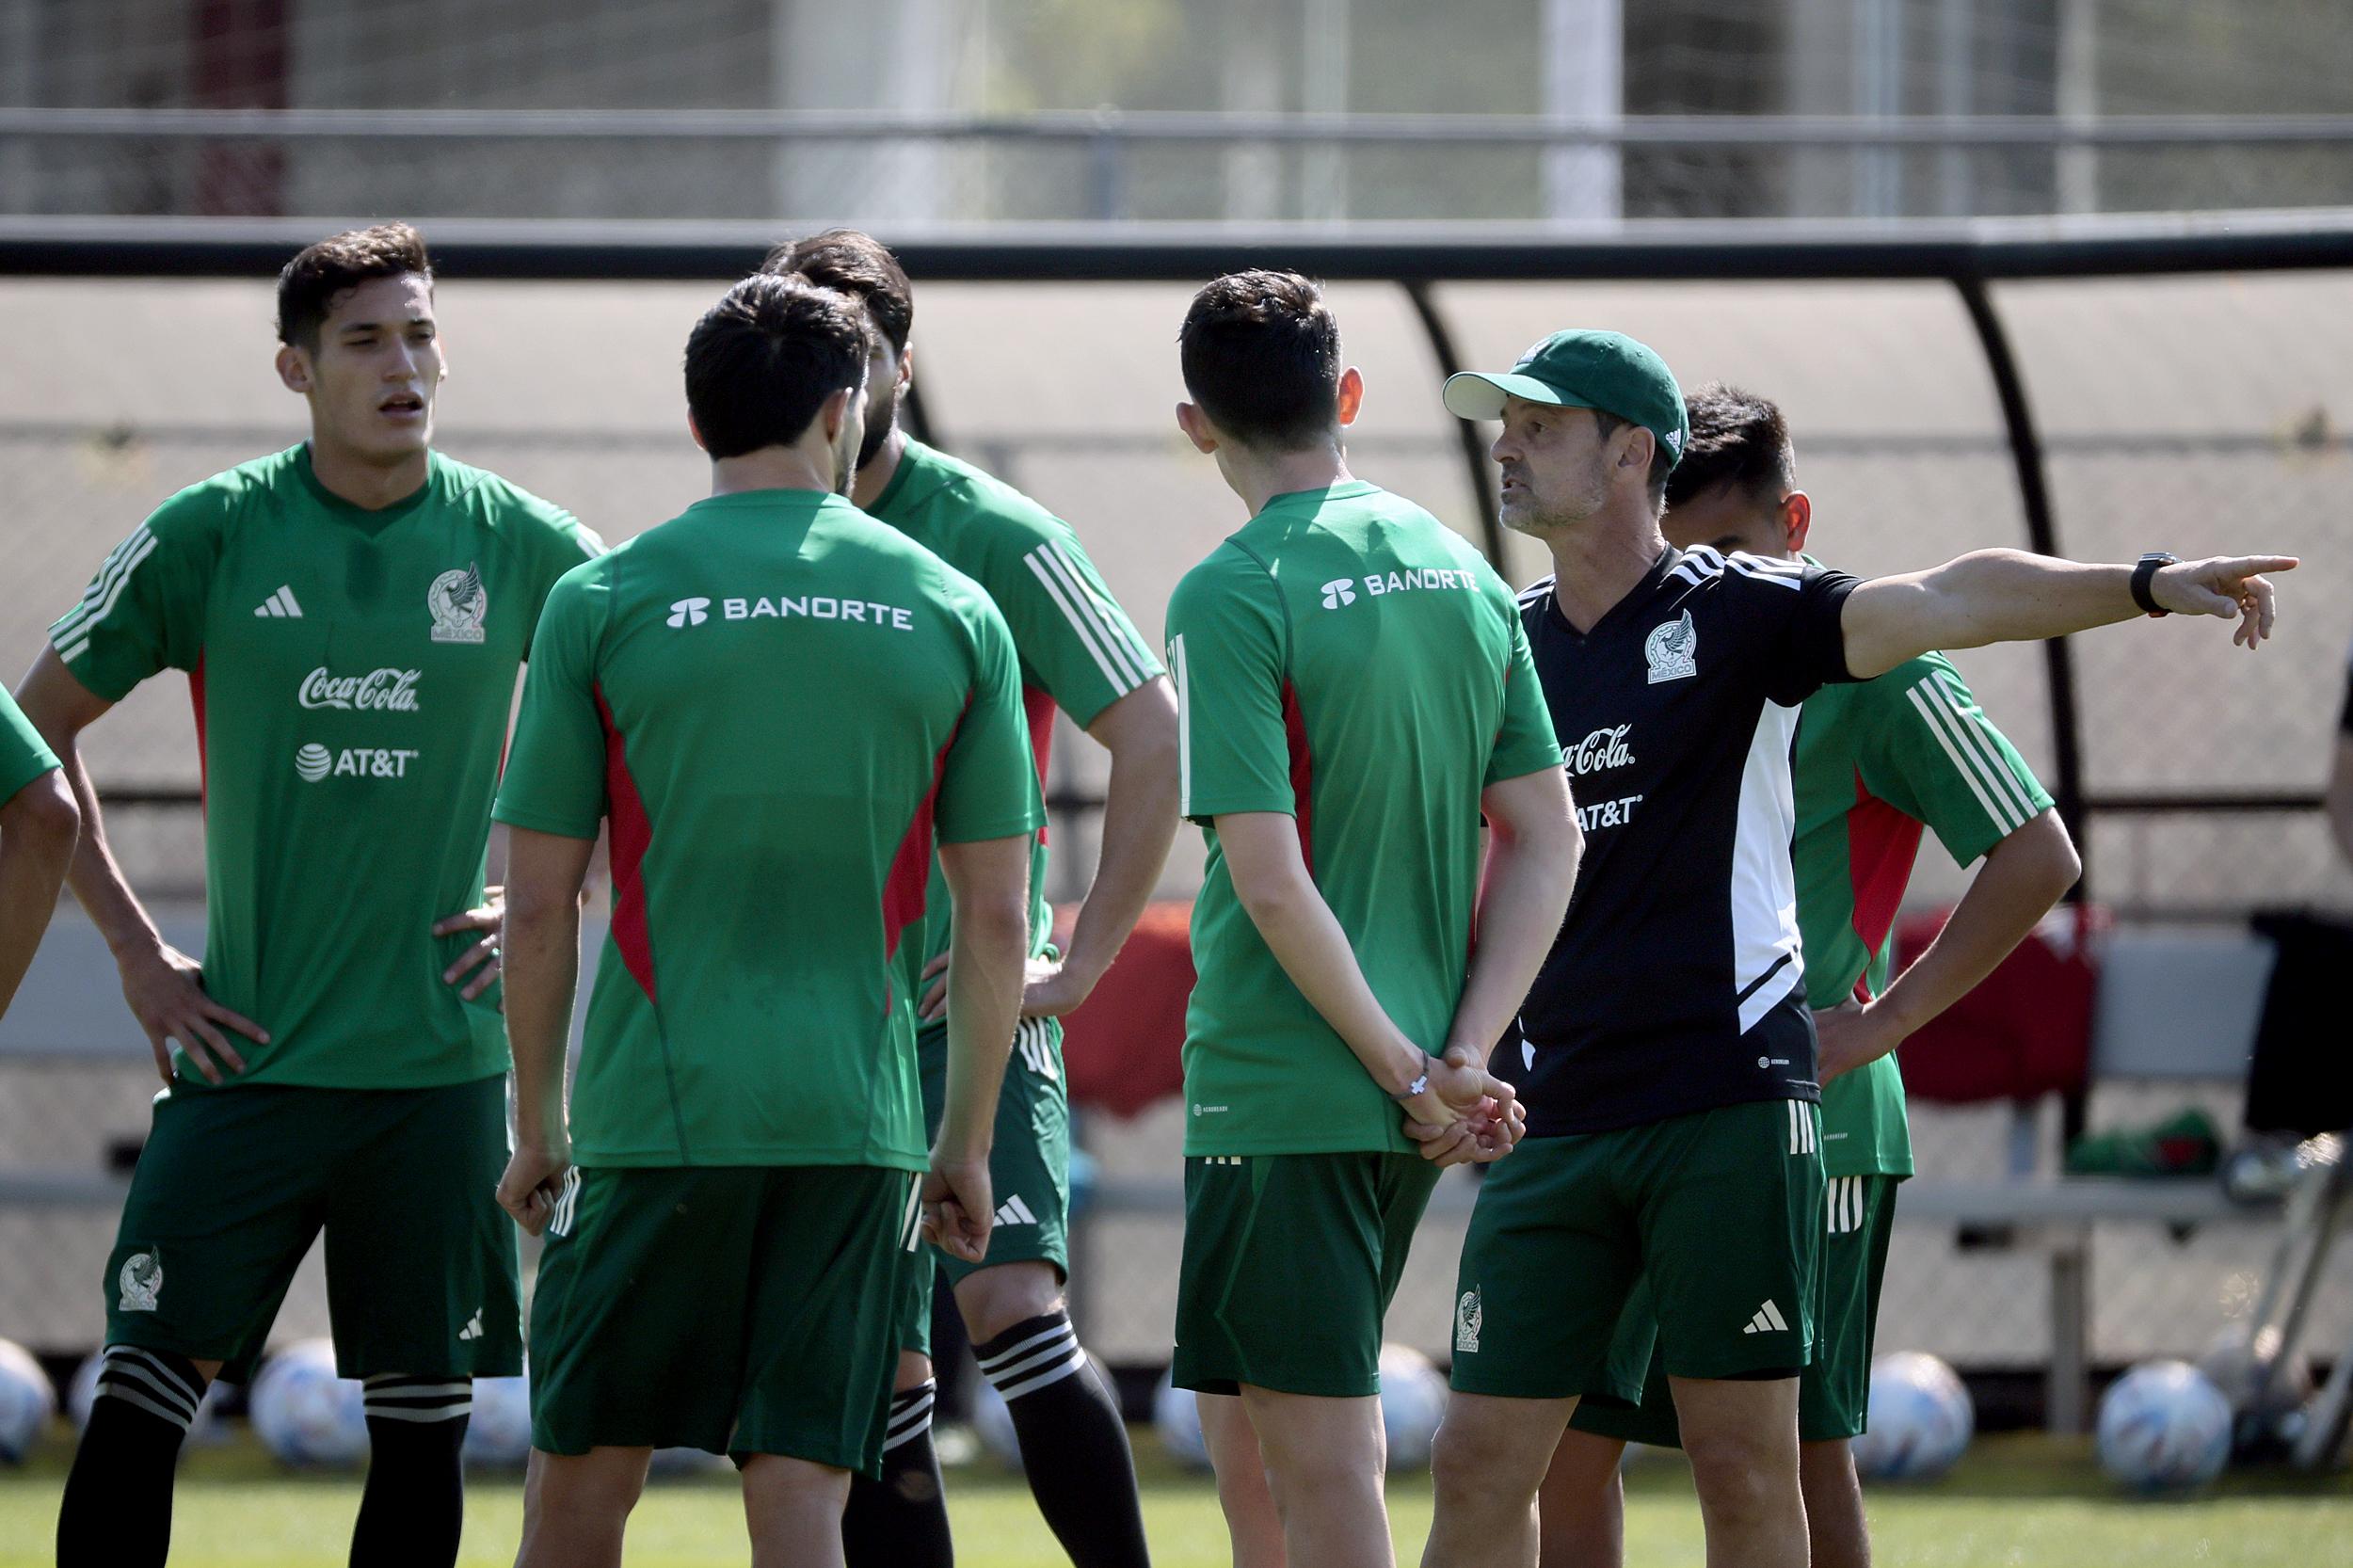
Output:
[1151,1369,1211,1470]
[249,1338,368,1467]
[0,1339,56,1463]
[462,1372,534,1468]
[1852,1351,1973,1481]
[2096,1360,2233,1491]
[66,1350,225,1445]
[1378,1343,1449,1472]
[972,1352,1112,1470]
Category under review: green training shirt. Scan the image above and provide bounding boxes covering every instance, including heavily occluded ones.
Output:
[0,686,61,805]
[867,440,1162,1006]
[1167,481,1563,1158]
[1793,641,2052,1178]
[50,445,599,1089]
[492,489,1045,1170]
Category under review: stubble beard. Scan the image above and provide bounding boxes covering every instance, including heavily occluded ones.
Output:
[856,388,899,471]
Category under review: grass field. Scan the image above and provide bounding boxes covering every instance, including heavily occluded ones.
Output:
[4,1428,2349,1566]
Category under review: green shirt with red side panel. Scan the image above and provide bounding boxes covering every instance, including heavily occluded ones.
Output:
[1793,597,2054,1178]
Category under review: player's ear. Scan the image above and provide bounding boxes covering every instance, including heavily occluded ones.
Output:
[1622,425,1656,482]
[818,385,855,443]
[1783,489,1812,553]
[276,344,312,396]
[895,340,915,393]
[1175,400,1219,456]
[685,409,709,455]
[1335,366,1365,427]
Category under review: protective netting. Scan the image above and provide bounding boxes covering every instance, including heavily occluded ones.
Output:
[1,264,2348,1388]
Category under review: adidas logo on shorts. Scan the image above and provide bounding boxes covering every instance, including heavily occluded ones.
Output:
[994,1194,1039,1227]
[1742,1300,1790,1336]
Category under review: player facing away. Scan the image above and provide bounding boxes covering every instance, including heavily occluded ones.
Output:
[768,230,1179,1568]
[1165,271,1577,1568]
[1421,329,2296,1568]
[0,688,78,1017]
[23,223,600,1568]
[490,273,1043,1568]
[1534,386,2084,1568]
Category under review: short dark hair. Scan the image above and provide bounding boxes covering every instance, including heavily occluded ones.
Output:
[1591,408,1678,513]
[1178,270,1342,451]
[762,229,914,353]
[276,223,432,352]
[1663,383,1795,513]
[683,274,873,460]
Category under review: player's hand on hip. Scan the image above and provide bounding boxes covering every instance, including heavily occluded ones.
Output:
[1019,955,1094,1019]
[1812,999,1900,1084]
[434,887,504,1004]
[2152,555,2298,649]
[915,952,952,1023]
[496,1140,570,1237]
[118,940,267,1086]
[921,1154,993,1265]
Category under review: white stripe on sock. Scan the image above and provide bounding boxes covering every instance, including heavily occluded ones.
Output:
[983,1334,1081,1386]
[992,1344,1088,1402]
[976,1320,1075,1375]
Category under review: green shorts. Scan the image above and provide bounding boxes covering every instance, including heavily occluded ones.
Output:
[897,1017,1070,1356]
[529,1163,917,1473]
[1451,1098,1824,1400]
[1571,1174,1900,1445]
[1172,1150,1440,1399]
[102,1074,522,1383]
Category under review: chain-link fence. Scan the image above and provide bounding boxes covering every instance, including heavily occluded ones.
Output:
[1,258,2348,1416]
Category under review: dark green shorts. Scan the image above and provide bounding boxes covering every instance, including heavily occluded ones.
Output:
[898,1017,1070,1356]
[1172,1150,1440,1399]
[1451,1098,1825,1400]
[1570,1175,1899,1445]
[102,1074,522,1383]
[529,1163,917,1473]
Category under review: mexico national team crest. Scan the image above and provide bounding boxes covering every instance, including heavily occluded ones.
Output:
[119,1250,163,1312]
[1644,609,1698,684]
[427,564,488,645]
[1455,1288,1482,1354]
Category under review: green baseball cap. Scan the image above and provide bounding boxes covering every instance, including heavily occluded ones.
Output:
[1442,329,1689,468]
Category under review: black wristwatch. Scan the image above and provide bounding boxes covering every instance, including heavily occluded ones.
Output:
[2130,552,2178,617]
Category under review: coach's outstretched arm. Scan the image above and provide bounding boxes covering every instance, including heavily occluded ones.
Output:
[494,824,597,1237]
[1839,551,2298,680]
[927,832,1033,1265]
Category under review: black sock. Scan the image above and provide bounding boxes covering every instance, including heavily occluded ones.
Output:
[844,1381,952,1568]
[974,1312,1151,1568]
[349,1374,472,1568]
[56,1346,206,1568]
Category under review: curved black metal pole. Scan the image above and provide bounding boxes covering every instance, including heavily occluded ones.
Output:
[1400,280,1508,568]
[1952,275,2088,897]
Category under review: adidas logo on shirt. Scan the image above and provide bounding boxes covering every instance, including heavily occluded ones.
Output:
[1742,1300,1790,1336]
[994,1194,1039,1228]
[253,585,303,618]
